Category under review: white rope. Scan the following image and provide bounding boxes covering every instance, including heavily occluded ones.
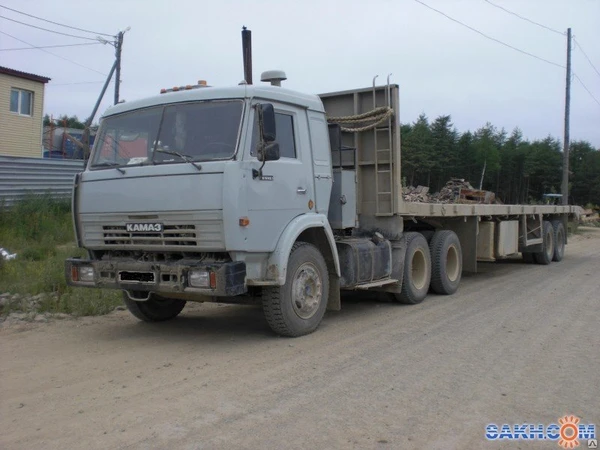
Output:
[327,106,394,133]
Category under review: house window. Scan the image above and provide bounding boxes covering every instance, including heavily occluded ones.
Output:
[10,88,33,116]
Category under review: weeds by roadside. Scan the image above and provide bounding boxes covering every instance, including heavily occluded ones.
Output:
[0,195,122,317]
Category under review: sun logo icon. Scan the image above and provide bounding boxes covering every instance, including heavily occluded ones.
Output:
[558,415,581,449]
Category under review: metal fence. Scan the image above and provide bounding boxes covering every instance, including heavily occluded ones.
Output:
[0,155,84,207]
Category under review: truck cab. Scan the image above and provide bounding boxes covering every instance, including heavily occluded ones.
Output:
[67,76,381,336]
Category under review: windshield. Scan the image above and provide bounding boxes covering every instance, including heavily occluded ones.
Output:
[90,100,243,168]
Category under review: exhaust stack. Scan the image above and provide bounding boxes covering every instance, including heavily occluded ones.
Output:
[241,26,253,85]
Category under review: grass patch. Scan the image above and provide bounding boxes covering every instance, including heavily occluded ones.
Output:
[0,194,123,316]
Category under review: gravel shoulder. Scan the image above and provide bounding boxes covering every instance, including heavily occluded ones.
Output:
[1,228,599,450]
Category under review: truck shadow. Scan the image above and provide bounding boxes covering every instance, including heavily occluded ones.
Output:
[91,292,404,343]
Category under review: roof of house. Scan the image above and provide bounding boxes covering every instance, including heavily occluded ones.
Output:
[0,66,51,83]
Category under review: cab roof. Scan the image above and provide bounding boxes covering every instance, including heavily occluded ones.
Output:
[102,84,325,118]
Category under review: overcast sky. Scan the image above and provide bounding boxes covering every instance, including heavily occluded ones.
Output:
[1,0,598,146]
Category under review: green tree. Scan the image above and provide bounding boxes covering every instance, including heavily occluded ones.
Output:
[429,115,458,191]
[401,114,433,186]
[43,114,86,129]
[570,140,600,206]
[472,123,501,189]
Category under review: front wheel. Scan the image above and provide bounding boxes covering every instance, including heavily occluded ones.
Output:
[262,242,329,337]
[122,292,186,322]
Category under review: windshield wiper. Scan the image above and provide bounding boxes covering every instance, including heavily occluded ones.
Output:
[92,161,126,174]
[154,149,202,171]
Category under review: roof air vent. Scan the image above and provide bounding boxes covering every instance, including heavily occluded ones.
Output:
[260,70,287,87]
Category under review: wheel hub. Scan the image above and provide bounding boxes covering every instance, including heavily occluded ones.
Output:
[291,263,322,320]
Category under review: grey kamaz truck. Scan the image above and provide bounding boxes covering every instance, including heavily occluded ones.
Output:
[66,71,576,336]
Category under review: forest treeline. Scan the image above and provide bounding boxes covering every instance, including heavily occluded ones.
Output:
[401,114,600,207]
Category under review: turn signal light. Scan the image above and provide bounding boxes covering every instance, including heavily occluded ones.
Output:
[209,271,217,289]
[198,80,207,86]
[239,217,250,227]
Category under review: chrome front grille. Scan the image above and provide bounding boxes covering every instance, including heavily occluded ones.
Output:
[103,224,197,246]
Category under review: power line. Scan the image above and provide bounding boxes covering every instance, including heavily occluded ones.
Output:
[483,0,564,36]
[0,31,107,76]
[573,38,600,79]
[573,74,600,107]
[0,15,100,41]
[0,42,102,51]
[413,0,565,69]
[0,4,114,37]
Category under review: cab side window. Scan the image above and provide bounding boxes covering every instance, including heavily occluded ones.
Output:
[274,113,296,158]
[252,111,297,159]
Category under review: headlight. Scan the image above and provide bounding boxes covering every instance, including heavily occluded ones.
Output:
[188,269,210,288]
[74,265,95,282]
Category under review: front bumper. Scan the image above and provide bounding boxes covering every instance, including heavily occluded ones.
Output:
[65,258,246,296]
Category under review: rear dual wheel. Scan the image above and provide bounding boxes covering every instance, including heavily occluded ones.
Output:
[551,220,565,262]
[533,221,555,265]
[394,230,463,305]
[395,232,432,304]
[523,220,565,264]
[429,230,462,295]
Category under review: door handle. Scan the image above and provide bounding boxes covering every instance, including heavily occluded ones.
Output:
[297,187,307,194]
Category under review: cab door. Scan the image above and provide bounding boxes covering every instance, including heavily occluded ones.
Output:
[244,103,314,252]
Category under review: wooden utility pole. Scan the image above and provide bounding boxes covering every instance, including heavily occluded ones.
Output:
[114,31,124,105]
[561,28,572,205]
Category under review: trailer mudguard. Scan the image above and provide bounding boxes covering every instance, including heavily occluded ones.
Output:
[267,214,341,285]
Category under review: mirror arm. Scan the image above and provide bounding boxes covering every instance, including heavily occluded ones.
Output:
[252,161,266,179]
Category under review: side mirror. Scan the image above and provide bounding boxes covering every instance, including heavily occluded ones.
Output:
[257,103,276,142]
[257,142,280,162]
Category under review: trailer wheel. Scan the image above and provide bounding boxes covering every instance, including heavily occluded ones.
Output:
[429,230,462,295]
[551,220,565,262]
[122,292,186,322]
[394,232,431,304]
[522,252,535,264]
[262,242,329,337]
[533,221,554,265]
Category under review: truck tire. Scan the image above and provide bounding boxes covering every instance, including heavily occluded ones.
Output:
[262,242,329,337]
[429,230,462,295]
[394,232,431,304]
[551,220,565,262]
[533,221,554,265]
[122,292,186,322]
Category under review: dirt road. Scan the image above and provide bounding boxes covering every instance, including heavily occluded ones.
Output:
[1,229,599,450]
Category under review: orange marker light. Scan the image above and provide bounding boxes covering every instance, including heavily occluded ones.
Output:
[239,217,250,227]
[71,265,79,282]
[172,86,179,91]
[209,272,217,289]
[198,80,207,86]
[160,88,167,94]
